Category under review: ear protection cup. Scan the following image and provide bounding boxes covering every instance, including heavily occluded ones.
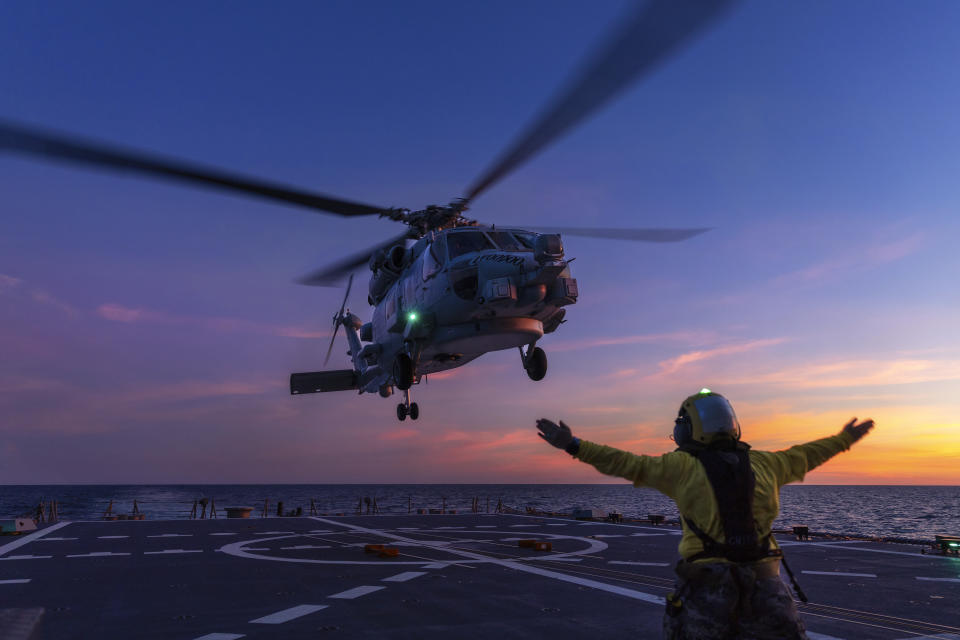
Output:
[673,410,692,445]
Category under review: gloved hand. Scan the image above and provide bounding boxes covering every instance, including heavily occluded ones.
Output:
[537,418,576,451]
[841,417,875,443]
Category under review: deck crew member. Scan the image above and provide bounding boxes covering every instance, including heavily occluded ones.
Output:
[536,389,874,640]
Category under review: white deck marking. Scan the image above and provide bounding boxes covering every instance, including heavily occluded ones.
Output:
[0,555,52,561]
[892,634,960,640]
[546,523,568,526]
[329,585,386,599]
[280,545,331,550]
[240,547,270,551]
[98,535,129,539]
[147,533,192,538]
[608,561,671,567]
[254,531,295,535]
[509,524,540,528]
[144,549,204,555]
[382,571,427,582]
[396,527,419,530]
[309,517,662,605]
[249,604,328,624]
[630,533,666,537]
[800,541,956,561]
[434,526,465,530]
[592,534,625,538]
[802,571,877,578]
[474,525,496,528]
[542,557,582,562]
[193,633,246,639]
[422,563,448,569]
[807,632,847,640]
[0,521,71,557]
[308,529,335,533]
[34,537,78,541]
[66,551,131,558]
[209,532,238,536]
[916,576,960,583]
[0,579,31,584]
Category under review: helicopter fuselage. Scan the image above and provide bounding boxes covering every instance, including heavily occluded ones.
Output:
[293,225,578,419]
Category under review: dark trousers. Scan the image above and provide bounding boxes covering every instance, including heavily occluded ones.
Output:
[663,560,808,640]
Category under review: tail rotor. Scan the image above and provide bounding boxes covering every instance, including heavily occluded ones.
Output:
[323,273,354,366]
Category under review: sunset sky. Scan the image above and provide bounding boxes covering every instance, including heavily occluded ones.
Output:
[2,1,958,484]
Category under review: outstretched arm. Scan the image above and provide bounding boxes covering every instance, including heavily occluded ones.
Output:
[765,417,875,485]
[536,418,687,495]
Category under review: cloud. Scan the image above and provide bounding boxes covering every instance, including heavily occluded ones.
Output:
[96,303,327,339]
[725,357,960,390]
[0,274,23,293]
[549,330,717,353]
[776,232,924,286]
[657,338,787,375]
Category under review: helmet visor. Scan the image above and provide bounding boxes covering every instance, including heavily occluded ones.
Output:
[693,395,741,439]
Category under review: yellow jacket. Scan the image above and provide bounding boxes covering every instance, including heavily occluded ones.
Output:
[575,431,857,562]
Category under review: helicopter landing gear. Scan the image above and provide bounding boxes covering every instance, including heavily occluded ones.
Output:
[393,353,414,391]
[520,344,547,381]
[396,388,419,421]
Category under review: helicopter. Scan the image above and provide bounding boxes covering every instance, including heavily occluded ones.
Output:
[0,0,734,421]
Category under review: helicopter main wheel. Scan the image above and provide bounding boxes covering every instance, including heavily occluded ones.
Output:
[393,353,414,391]
[397,403,408,421]
[525,346,547,381]
[409,402,420,421]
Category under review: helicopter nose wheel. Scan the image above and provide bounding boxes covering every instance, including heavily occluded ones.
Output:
[520,344,547,381]
[396,388,419,421]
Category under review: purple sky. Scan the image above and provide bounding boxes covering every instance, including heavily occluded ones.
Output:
[2,1,959,484]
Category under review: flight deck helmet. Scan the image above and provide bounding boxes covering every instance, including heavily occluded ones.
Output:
[673,388,741,446]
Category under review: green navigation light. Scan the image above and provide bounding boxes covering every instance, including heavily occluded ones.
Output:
[407,311,418,323]
[699,388,712,395]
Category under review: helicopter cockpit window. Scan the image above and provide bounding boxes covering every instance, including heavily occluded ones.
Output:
[446,230,495,260]
[511,232,536,250]
[422,240,442,280]
[486,231,524,252]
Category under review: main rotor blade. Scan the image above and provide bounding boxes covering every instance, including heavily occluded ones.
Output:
[464,0,736,204]
[297,231,411,286]
[0,120,387,217]
[528,226,711,242]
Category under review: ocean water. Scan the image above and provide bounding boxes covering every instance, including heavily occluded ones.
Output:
[1,484,957,542]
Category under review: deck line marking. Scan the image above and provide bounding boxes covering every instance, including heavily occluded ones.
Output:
[249,604,328,624]
[98,535,129,539]
[506,512,684,534]
[0,579,31,584]
[807,632,847,640]
[891,634,960,640]
[630,533,666,537]
[33,537,78,541]
[193,633,246,640]
[916,577,960,583]
[802,571,877,578]
[66,551,131,558]
[608,561,671,567]
[799,542,958,561]
[280,545,331,550]
[147,533,192,538]
[0,521,71,557]
[542,557,583,562]
[593,534,625,538]
[254,531,295,535]
[474,525,496,528]
[209,533,238,536]
[144,549,204,555]
[308,517,662,605]
[329,585,385,599]
[422,563,448,569]
[382,571,427,582]
[0,554,52,561]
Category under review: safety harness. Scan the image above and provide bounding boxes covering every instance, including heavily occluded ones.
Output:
[677,440,780,564]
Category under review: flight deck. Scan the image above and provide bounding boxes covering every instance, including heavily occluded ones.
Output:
[1,513,958,639]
